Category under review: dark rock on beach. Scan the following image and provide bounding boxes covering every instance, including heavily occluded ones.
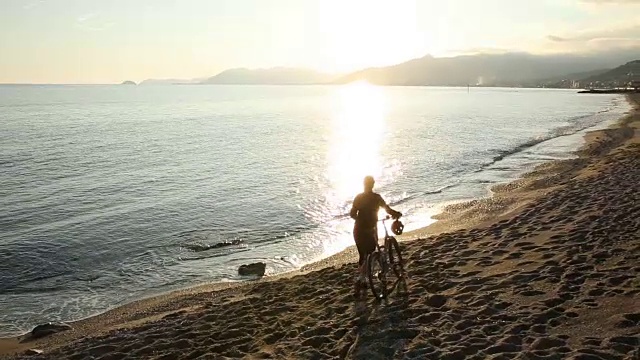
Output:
[238,262,266,277]
[30,322,72,339]
[24,349,43,355]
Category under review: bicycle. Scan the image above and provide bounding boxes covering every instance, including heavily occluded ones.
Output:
[365,215,407,300]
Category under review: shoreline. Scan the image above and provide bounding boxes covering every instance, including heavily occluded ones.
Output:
[1,95,638,358]
[401,95,631,236]
[0,92,626,339]
[578,89,640,94]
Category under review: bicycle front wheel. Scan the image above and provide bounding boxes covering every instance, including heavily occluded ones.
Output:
[388,237,405,278]
[367,252,387,300]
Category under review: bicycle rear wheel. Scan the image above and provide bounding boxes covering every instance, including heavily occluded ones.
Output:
[387,237,405,278]
[367,252,387,300]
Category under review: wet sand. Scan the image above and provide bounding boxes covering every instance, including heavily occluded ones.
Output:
[2,95,639,359]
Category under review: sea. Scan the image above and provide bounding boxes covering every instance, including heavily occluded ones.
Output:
[0,84,630,336]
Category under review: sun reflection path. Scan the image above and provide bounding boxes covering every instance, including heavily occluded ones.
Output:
[327,82,389,203]
[317,82,441,258]
[318,81,395,257]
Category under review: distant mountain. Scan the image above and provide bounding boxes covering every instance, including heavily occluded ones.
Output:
[533,69,610,88]
[537,69,610,84]
[581,60,640,84]
[140,78,202,85]
[335,52,637,87]
[139,68,332,85]
[201,67,333,85]
[138,51,638,87]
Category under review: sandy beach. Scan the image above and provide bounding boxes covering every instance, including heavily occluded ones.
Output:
[2,94,639,359]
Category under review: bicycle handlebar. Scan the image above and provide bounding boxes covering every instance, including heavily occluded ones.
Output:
[379,214,401,222]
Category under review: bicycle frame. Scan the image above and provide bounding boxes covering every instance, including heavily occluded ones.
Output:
[374,216,404,290]
[375,216,393,253]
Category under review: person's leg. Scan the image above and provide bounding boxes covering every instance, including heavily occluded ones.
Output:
[358,230,377,282]
[354,228,369,284]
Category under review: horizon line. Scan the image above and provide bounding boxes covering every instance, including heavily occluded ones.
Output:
[3,50,637,86]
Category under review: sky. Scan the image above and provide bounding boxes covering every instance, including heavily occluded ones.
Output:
[0,0,639,83]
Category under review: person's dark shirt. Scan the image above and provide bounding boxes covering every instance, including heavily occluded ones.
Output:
[350,191,386,230]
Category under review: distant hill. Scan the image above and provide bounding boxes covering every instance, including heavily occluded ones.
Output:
[201,67,333,85]
[137,52,638,88]
[140,78,203,85]
[536,69,609,84]
[335,53,636,87]
[581,60,640,84]
[532,69,610,88]
[121,80,136,85]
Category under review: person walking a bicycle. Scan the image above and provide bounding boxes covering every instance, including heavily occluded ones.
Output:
[350,175,402,291]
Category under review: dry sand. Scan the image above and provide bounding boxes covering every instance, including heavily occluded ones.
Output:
[2,95,639,359]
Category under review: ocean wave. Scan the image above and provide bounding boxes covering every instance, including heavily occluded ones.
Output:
[1,285,67,295]
[179,247,252,262]
[182,239,244,252]
[479,109,616,170]
[175,223,313,251]
[326,183,460,220]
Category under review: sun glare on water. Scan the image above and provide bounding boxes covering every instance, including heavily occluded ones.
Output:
[327,81,388,202]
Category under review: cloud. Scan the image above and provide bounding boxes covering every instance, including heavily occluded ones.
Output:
[448,47,515,55]
[23,0,44,10]
[77,13,97,23]
[75,12,115,32]
[546,22,640,53]
[547,35,567,42]
[76,22,116,32]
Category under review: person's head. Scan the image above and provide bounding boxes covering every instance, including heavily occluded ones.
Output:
[363,176,375,192]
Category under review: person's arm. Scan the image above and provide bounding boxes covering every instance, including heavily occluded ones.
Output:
[350,195,360,220]
[380,195,402,219]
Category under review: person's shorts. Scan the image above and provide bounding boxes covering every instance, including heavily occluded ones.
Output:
[354,226,377,265]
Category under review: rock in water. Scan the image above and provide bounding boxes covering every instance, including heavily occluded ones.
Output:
[238,262,266,277]
[24,349,43,355]
[31,322,72,339]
